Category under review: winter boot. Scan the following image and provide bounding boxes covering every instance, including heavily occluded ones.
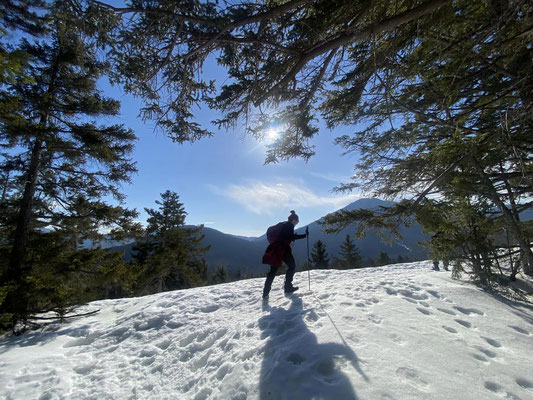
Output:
[284,285,299,294]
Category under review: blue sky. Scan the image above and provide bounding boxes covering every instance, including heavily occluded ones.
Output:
[103,82,364,237]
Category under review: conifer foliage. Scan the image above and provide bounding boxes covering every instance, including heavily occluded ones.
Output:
[0,2,139,331]
[133,191,209,295]
[311,240,330,269]
[377,252,392,267]
[336,234,363,269]
[85,0,532,280]
[85,0,449,162]
[74,0,532,283]
[0,0,46,84]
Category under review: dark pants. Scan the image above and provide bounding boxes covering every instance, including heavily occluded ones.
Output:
[263,250,296,296]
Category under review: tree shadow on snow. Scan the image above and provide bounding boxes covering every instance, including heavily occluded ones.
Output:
[259,295,366,400]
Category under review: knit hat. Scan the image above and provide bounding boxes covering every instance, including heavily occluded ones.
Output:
[288,210,299,222]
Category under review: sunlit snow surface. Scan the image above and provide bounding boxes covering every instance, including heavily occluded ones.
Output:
[1,261,533,399]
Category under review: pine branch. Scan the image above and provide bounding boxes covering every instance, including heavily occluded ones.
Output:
[255,0,450,105]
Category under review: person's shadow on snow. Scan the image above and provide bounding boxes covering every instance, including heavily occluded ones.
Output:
[259,295,364,400]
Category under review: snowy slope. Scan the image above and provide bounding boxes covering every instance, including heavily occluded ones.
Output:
[1,261,532,400]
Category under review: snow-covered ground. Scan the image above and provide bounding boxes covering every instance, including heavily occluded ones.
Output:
[1,261,532,400]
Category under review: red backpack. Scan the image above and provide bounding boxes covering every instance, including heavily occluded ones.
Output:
[266,222,285,244]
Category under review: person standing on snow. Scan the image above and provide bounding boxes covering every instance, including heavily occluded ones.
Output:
[262,210,308,298]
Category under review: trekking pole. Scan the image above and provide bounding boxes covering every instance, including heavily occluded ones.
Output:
[306,227,311,292]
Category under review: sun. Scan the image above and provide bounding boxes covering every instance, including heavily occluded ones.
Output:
[265,127,280,142]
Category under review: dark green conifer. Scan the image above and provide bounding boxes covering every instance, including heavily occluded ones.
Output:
[377,252,392,267]
[133,190,209,294]
[0,2,139,331]
[336,235,362,269]
[211,265,228,285]
[311,240,330,269]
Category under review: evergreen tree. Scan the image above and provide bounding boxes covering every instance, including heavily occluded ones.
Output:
[85,0,448,161]
[336,234,362,269]
[416,198,503,283]
[133,191,209,294]
[211,265,228,285]
[0,0,46,84]
[377,252,392,267]
[319,0,533,276]
[0,2,139,331]
[88,0,532,276]
[311,240,330,269]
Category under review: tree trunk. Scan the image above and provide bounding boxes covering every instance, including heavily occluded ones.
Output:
[1,51,60,328]
[2,138,44,326]
[1,167,10,202]
[472,156,533,276]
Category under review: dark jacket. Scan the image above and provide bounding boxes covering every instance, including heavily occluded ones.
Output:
[262,222,306,267]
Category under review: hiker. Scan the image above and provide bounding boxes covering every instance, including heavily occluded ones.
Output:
[262,210,308,298]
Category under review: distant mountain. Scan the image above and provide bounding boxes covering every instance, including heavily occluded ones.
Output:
[108,198,430,276]
[109,199,532,277]
[288,198,430,268]
[198,198,430,276]
[199,227,266,276]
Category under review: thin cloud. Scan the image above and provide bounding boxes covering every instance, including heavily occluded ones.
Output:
[209,181,362,215]
[309,171,353,184]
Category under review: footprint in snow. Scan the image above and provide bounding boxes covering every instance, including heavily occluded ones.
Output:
[442,326,458,334]
[63,333,98,348]
[179,332,197,347]
[167,321,183,329]
[367,314,383,325]
[396,367,429,389]
[484,382,523,400]
[73,363,96,375]
[156,339,171,350]
[215,363,232,380]
[508,325,530,335]
[484,381,505,393]
[472,353,489,363]
[141,357,156,366]
[388,333,405,345]
[453,306,484,316]
[477,347,497,359]
[516,377,533,391]
[416,307,432,316]
[455,319,472,328]
[305,310,319,322]
[482,337,502,348]
[398,289,429,301]
[200,304,219,313]
[426,290,442,299]
[342,315,356,323]
[437,308,456,316]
